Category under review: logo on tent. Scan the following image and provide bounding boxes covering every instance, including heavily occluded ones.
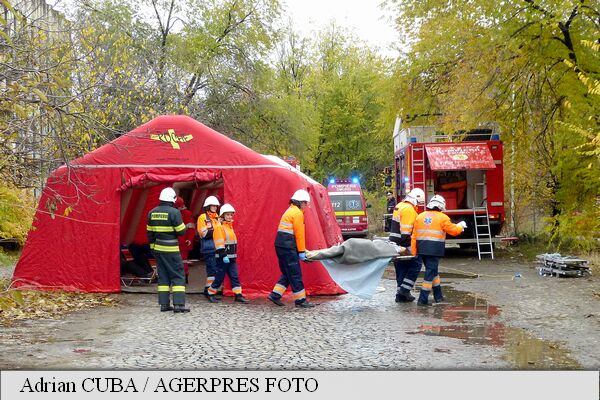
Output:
[150,129,193,149]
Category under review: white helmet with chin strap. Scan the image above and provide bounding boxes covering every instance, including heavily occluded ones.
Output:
[404,188,425,206]
[203,195,220,208]
[427,194,446,211]
[219,203,235,216]
[159,187,177,203]
[291,189,310,203]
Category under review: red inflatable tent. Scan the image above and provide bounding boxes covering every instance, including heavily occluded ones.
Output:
[13,115,344,295]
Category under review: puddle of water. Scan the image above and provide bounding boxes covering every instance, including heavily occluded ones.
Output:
[384,267,476,281]
[412,286,581,369]
[502,328,580,369]
[418,322,505,346]
[411,287,501,324]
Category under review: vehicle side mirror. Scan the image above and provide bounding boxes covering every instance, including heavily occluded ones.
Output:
[384,175,392,187]
[366,203,372,208]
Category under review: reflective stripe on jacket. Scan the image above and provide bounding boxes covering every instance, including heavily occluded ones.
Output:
[214,220,238,259]
[411,210,464,256]
[389,201,418,247]
[274,205,306,252]
[147,203,186,253]
[197,211,219,252]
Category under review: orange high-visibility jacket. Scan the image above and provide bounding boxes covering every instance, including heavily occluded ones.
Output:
[213,220,238,259]
[197,211,220,252]
[411,210,464,256]
[274,205,306,252]
[389,201,418,247]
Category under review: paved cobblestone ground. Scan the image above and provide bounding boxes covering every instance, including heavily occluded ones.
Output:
[1,281,506,370]
[1,251,598,370]
[445,250,600,369]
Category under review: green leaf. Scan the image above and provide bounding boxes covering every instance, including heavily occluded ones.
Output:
[12,291,24,306]
[31,89,48,103]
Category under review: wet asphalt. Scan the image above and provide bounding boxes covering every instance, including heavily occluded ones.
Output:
[0,251,598,370]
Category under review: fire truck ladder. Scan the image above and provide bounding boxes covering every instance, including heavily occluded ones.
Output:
[473,206,494,260]
[411,146,425,193]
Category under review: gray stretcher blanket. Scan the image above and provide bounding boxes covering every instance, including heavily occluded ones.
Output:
[306,238,409,264]
[305,238,412,299]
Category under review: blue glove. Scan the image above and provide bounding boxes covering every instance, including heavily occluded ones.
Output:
[222,255,230,264]
[298,252,306,261]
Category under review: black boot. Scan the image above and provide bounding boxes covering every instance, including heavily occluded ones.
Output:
[173,304,190,313]
[207,295,221,303]
[235,294,250,304]
[396,290,415,303]
[267,293,284,306]
[160,304,173,312]
[295,301,315,308]
[433,286,444,303]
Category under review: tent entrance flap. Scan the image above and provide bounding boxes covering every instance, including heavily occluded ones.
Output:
[119,171,223,245]
[425,144,496,171]
[118,171,222,191]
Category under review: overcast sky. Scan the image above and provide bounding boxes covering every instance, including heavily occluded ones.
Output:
[50,0,401,57]
[282,0,400,57]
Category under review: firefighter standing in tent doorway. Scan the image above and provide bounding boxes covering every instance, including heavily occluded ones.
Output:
[197,196,221,297]
[268,189,315,308]
[174,196,195,283]
[206,203,250,304]
[389,188,425,302]
[147,187,189,313]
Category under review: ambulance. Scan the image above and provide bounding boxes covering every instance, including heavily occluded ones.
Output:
[327,178,369,238]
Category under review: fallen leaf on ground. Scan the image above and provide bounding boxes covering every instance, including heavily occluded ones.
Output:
[73,349,90,353]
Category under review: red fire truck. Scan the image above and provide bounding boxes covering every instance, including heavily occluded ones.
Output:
[387,122,505,253]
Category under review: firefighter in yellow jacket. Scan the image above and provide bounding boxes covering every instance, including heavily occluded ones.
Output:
[389,188,425,302]
[147,187,189,313]
[268,189,314,308]
[411,194,467,305]
[206,203,249,304]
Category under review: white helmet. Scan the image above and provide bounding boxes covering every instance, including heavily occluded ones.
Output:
[427,194,446,211]
[291,189,310,203]
[405,188,425,206]
[219,203,235,216]
[159,187,177,202]
[203,195,220,208]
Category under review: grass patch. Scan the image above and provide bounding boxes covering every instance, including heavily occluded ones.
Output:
[0,249,19,267]
[585,252,600,276]
[501,234,554,262]
[0,279,118,326]
[503,234,599,276]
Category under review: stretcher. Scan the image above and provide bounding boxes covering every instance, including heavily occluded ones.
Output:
[536,253,590,278]
[120,266,157,287]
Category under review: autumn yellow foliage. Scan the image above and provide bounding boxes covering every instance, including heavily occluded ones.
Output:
[0,185,35,245]
[0,279,118,326]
